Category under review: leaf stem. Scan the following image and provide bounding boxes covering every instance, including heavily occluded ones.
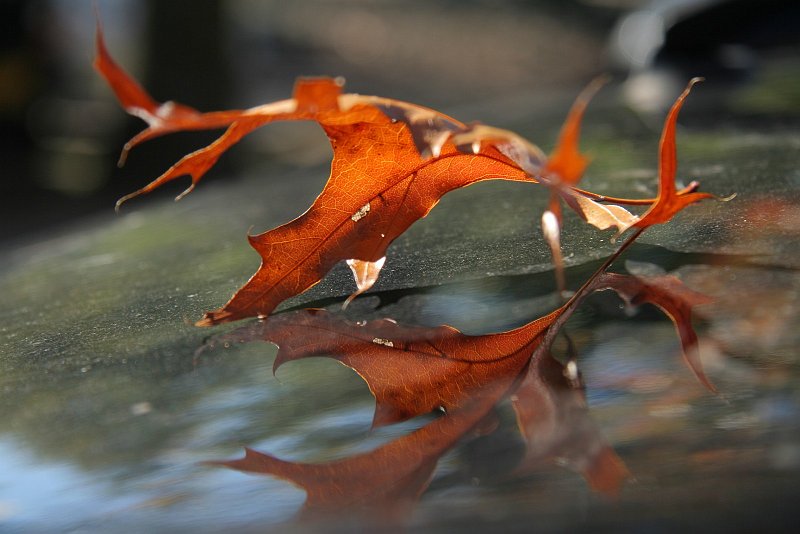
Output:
[530,227,647,354]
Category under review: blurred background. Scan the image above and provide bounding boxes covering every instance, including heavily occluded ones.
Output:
[2,0,797,247]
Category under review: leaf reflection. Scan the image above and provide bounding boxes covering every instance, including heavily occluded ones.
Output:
[198,305,629,523]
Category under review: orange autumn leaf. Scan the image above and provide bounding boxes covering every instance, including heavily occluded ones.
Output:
[96,22,693,325]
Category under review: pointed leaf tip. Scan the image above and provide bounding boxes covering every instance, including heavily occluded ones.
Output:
[545,75,608,185]
[624,77,713,231]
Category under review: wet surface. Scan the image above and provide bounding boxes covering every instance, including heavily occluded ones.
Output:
[2,67,800,532]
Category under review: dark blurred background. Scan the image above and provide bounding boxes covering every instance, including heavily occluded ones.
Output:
[1,0,797,247]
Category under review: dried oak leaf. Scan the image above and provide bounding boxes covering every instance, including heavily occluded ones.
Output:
[96,24,693,326]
